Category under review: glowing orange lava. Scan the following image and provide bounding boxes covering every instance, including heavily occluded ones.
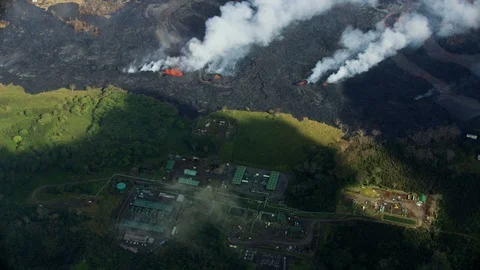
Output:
[163,68,184,77]
[297,80,307,86]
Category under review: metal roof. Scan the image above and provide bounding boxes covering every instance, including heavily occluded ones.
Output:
[232,166,246,185]
[178,177,200,187]
[266,171,279,191]
[165,160,175,171]
[133,200,174,213]
[121,220,165,233]
[184,169,197,176]
[420,194,427,203]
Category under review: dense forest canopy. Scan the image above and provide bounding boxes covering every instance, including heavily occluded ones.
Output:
[287,127,480,233]
[1,84,479,269]
[0,85,178,196]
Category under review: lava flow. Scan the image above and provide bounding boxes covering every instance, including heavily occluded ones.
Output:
[163,68,184,77]
[296,80,307,86]
[213,74,222,80]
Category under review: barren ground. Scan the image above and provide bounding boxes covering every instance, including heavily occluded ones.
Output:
[1,0,479,135]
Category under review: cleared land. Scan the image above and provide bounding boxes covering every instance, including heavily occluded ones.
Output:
[383,215,416,225]
[214,110,344,169]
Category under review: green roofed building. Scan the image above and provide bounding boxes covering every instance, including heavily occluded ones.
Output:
[133,200,174,213]
[184,169,197,176]
[232,166,246,185]
[165,160,175,172]
[266,171,280,191]
[178,177,200,187]
[121,220,165,233]
[420,194,427,203]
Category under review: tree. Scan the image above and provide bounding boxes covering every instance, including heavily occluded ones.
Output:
[12,135,22,144]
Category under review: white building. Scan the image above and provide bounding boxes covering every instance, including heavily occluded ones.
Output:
[466,134,478,140]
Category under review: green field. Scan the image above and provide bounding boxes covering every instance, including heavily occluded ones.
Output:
[1,84,179,201]
[213,110,344,169]
[0,84,101,152]
[383,215,416,225]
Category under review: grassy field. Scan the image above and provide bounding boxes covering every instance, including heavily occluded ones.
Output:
[383,215,416,225]
[213,110,344,169]
[0,84,100,152]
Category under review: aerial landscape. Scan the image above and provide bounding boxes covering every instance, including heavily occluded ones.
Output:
[0,0,479,269]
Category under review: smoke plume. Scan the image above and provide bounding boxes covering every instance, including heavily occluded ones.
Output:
[326,13,431,83]
[422,0,480,37]
[307,26,381,83]
[127,0,377,74]
[308,0,480,83]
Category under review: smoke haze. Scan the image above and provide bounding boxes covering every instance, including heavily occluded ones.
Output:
[127,0,377,74]
[308,0,480,83]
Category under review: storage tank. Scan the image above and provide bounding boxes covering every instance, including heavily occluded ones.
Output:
[116,182,127,192]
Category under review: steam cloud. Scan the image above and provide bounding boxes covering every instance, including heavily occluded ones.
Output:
[308,0,480,83]
[126,0,377,74]
[307,26,381,83]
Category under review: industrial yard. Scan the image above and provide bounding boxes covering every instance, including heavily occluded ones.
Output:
[161,154,290,202]
[340,186,440,228]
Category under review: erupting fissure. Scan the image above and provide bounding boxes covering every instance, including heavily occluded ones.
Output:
[296,80,308,86]
[127,0,378,75]
[162,69,184,77]
[307,0,480,84]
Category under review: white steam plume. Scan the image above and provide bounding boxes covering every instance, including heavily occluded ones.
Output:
[422,0,480,37]
[127,0,377,74]
[308,0,480,83]
[307,26,381,83]
[327,13,431,83]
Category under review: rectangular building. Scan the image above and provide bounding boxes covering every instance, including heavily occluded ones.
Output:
[232,166,246,185]
[121,220,165,233]
[266,171,280,191]
[184,169,197,176]
[178,177,200,187]
[165,160,175,172]
[133,199,174,213]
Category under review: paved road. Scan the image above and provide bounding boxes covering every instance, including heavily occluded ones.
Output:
[30,177,109,203]
[231,216,383,246]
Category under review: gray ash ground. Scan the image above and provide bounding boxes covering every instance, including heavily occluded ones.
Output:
[1,0,479,136]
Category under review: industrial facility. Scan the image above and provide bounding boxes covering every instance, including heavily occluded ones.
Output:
[117,187,184,253]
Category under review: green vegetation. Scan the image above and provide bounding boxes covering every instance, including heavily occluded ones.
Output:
[0,199,128,269]
[2,82,480,269]
[286,126,480,235]
[287,147,350,211]
[135,223,245,270]
[213,110,343,169]
[315,222,479,270]
[0,84,178,199]
[383,214,417,225]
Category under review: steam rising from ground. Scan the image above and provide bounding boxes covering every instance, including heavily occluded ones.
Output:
[308,0,480,83]
[126,0,377,74]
